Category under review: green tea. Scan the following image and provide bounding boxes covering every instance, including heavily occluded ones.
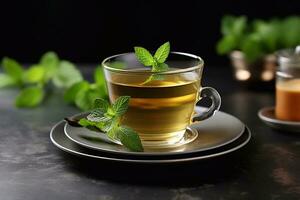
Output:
[106,73,200,144]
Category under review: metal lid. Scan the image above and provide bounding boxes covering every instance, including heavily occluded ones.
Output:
[277,45,300,67]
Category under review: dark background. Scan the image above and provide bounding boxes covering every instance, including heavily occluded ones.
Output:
[0,0,299,66]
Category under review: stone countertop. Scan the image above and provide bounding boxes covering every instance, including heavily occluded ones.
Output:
[0,66,299,200]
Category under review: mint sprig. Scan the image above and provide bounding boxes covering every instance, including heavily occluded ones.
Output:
[2,57,24,86]
[0,52,108,109]
[15,86,44,107]
[79,96,143,152]
[134,42,170,84]
[217,15,300,62]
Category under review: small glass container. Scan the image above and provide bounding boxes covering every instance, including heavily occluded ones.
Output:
[276,46,300,121]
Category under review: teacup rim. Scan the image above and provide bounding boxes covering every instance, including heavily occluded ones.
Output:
[101,51,204,75]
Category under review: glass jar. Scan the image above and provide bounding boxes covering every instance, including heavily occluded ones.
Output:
[276,46,300,121]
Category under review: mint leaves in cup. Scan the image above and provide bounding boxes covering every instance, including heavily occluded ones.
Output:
[78,96,144,152]
[134,42,170,84]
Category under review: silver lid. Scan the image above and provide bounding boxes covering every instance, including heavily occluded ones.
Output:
[277,46,300,67]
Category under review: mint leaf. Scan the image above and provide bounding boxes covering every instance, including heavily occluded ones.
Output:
[75,87,105,111]
[94,67,108,97]
[216,35,237,55]
[117,126,143,152]
[86,88,106,109]
[0,74,16,88]
[81,111,113,133]
[217,15,247,55]
[221,15,235,35]
[221,15,247,36]
[79,118,104,129]
[63,81,89,104]
[75,87,92,111]
[94,66,105,85]
[241,34,264,62]
[153,63,169,72]
[112,96,130,116]
[78,118,102,132]
[253,19,280,52]
[94,98,109,112]
[90,82,108,100]
[158,63,169,71]
[231,16,247,36]
[40,51,59,80]
[87,110,106,122]
[40,51,59,67]
[154,41,170,63]
[15,86,44,107]
[23,65,45,84]
[106,118,120,140]
[134,47,154,66]
[1,57,23,85]
[52,60,83,88]
[79,118,96,127]
[100,117,115,132]
[282,16,300,48]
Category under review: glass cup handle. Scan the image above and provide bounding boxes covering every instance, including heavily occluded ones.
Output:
[192,87,221,122]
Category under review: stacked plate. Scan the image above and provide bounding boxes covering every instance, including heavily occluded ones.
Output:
[50,106,251,164]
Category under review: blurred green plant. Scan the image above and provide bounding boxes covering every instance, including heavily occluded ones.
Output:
[0,52,108,110]
[216,15,300,62]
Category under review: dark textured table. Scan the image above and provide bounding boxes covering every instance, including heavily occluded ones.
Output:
[0,66,299,200]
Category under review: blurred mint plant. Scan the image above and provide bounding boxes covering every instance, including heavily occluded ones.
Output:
[216,15,300,62]
[0,52,108,110]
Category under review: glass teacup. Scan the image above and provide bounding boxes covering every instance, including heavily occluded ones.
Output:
[102,52,221,148]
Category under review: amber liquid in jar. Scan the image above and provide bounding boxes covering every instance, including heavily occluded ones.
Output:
[276,79,300,121]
